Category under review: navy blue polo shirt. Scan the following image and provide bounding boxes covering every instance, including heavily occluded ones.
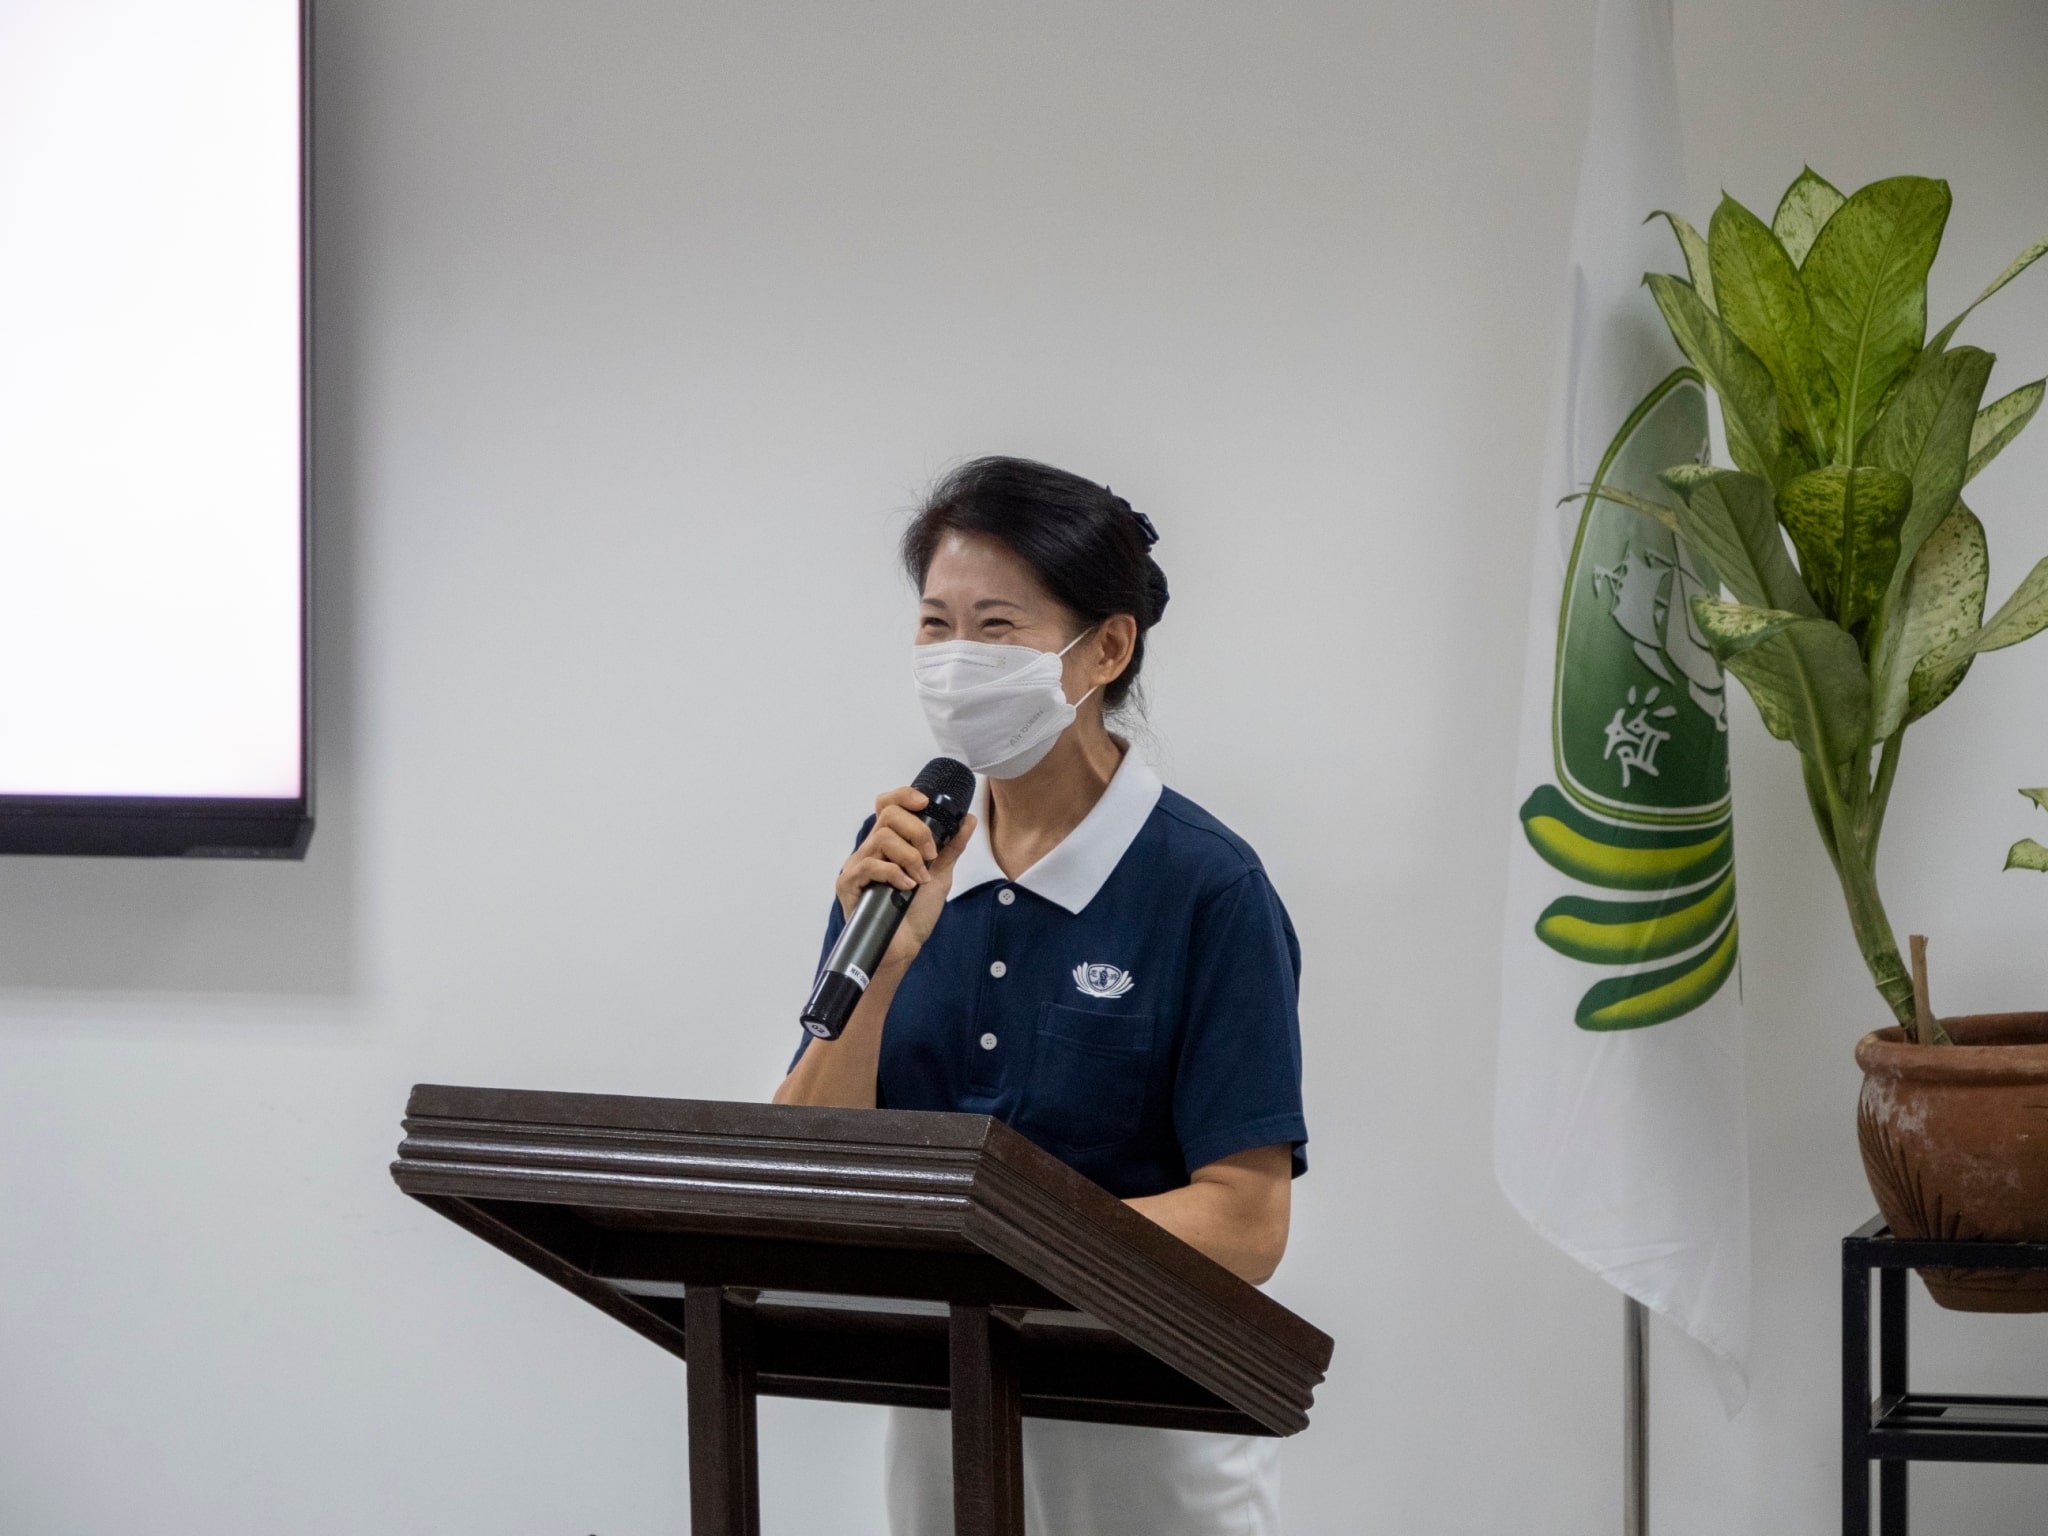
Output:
[797,754,1307,1200]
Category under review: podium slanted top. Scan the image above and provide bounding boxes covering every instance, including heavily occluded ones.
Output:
[392,1084,1332,1435]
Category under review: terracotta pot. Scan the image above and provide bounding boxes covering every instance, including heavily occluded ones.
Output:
[1856,1013,2048,1312]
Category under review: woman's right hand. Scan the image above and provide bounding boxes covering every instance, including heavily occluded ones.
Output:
[837,786,978,972]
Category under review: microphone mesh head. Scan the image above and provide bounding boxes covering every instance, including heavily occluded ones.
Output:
[912,756,977,844]
[913,753,974,811]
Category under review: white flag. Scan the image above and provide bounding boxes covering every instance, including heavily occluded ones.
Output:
[1493,0,1750,1401]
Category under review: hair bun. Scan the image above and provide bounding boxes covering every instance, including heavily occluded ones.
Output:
[1103,485,1160,549]
[1145,561,1170,624]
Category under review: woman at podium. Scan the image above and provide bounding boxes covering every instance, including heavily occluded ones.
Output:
[776,456,1308,1536]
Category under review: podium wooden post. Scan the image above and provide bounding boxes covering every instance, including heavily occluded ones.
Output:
[391,1085,1332,1536]
[685,1285,761,1534]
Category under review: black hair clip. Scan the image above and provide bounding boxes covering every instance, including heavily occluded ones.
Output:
[1104,486,1160,548]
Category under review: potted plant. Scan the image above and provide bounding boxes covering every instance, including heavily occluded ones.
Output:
[1610,169,2048,1308]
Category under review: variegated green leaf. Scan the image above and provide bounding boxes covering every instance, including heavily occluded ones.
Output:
[1801,177,1951,454]
[1649,211,1716,311]
[1866,346,1994,633]
[1913,555,2048,705]
[1966,380,2045,484]
[1711,194,1837,459]
[1772,167,1845,268]
[2006,839,2048,873]
[1691,596,1871,765]
[1959,557,2048,654]
[2024,788,2048,814]
[1775,465,1914,630]
[1927,238,2048,357]
[1659,467,1818,615]
[1658,462,1720,497]
[1868,347,1992,543]
[1871,503,1987,734]
[1644,273,1797,486]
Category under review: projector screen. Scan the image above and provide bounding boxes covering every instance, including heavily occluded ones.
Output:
[0,0,310,856]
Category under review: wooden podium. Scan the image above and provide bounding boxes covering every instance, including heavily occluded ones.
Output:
[391,1085,1333,1536]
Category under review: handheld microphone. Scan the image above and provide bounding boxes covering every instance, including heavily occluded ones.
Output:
[801,756,977,1041]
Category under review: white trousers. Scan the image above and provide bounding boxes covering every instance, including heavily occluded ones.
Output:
[884,1405,1282,1536]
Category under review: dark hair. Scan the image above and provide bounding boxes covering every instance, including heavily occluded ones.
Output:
[902,456,1170,711]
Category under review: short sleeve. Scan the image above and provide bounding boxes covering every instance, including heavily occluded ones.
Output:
[1171,868,1308,1178]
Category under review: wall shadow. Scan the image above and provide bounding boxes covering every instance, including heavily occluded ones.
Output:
[0,26,363,1000]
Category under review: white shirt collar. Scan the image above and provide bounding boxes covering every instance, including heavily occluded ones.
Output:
[945,749,1165,915]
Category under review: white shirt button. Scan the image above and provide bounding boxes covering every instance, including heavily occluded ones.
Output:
[989,961,1007,978]
[979,1032,999,1050]
[997,888,1016,906]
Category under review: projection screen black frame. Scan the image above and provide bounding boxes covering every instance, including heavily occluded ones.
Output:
[0,1,314,860]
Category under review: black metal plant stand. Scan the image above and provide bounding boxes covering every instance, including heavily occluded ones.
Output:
[1842,1215,2048,1535]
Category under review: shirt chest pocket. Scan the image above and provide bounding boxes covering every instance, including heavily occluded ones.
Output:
[1013,1003,1155,1156]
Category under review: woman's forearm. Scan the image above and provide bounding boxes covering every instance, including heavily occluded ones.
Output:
[1125,1144,1292,1284]
[772,958,907,1108]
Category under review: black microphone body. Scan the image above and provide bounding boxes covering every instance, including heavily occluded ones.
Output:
[801,757,976,1040]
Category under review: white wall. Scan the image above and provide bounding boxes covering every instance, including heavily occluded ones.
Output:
[2,1,2045,1531]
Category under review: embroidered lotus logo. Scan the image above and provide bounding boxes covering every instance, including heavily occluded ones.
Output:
[1072,963,1134,1000]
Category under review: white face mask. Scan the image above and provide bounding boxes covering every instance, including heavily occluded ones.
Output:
[911,629,1096,779]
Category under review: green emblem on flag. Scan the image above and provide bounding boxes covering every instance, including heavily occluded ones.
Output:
[1521,370,1740,1031]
